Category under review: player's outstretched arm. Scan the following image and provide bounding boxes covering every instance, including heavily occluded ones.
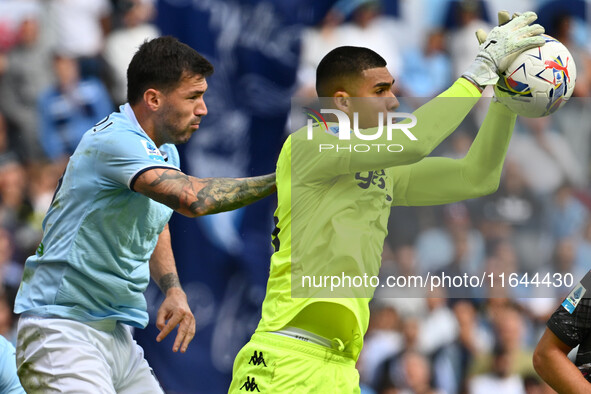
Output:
[134,169,276,217]
[390,99,515,206]
[389,11,545,206]
[321,13,543,177]
[295,78,482,180]
[149,224,195,353]
[533,328,591,393]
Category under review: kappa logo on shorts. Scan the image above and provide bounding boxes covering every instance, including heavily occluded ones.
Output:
[240,376,260,392]
[248,350,267,367]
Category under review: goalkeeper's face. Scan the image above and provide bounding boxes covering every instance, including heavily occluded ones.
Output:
[156,73,208,145]
[348,67,399,129]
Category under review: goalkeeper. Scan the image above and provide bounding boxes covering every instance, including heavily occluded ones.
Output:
[229,11,545,394]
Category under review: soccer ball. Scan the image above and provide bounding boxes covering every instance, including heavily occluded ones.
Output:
[494,35,577,118]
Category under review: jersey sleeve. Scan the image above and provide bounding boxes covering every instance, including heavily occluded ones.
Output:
[0,337,25,394]
[547,271,591,348]
[94,131,180,191]
[388,99,516,206]
[159,143,181,169]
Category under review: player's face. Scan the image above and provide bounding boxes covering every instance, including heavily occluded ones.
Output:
[158,73,208,144]
[349,67,399,129]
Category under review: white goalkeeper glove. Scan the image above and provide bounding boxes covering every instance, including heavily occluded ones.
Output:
[475,11,521,44]
[462,11,545,87]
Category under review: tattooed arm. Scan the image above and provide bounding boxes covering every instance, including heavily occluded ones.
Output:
[149,224,195,353]
[149,225,182,294]
[133,169,276,217]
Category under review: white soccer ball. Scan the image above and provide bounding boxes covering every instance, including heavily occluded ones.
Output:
[495,35,577,118]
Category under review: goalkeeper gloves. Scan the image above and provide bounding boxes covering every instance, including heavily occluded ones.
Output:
[475,10,520,44]
[462,11,545,87]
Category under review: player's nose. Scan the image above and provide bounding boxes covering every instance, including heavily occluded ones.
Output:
[387,96,400,112]
[195,99,207,116]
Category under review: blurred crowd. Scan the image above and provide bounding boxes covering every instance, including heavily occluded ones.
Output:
[0,0,590,393]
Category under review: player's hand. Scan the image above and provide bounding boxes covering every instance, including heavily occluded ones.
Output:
[475,11,522,44]
[155,287,196,353]
[463,11,545,87]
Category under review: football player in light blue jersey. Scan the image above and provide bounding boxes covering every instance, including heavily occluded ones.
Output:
[13,36,276,393]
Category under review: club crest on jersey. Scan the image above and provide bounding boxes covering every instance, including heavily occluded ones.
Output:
[562,282,586,314]
[141,140,165,162]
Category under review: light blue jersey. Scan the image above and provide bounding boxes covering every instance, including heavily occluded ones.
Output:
[15,104,180,328]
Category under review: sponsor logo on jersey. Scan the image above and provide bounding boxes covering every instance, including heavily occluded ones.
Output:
[562,282,586,314]
[141,140,165,162]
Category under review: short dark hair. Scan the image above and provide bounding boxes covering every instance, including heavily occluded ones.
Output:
[127,36,214,104]
[316,46,386,97]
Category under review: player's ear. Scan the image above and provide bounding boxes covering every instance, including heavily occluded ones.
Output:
[333,91,351,114]
[144,89,161,111]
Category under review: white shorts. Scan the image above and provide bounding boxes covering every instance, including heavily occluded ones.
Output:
[16,316,164,394]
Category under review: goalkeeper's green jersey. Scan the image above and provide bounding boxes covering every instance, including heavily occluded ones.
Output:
[256,78,517,360]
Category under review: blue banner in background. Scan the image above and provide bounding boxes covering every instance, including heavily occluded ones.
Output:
[133,1,327,392]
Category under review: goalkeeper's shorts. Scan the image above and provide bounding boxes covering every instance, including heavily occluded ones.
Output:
[229,331,360,393]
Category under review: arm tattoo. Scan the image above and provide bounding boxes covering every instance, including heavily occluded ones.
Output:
[143,170,276,216]
[146,170,194,211]
[191,173,276,215]
[158,273,182,293]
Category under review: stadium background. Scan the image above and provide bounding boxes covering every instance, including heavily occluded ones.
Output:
[0,0,589,392]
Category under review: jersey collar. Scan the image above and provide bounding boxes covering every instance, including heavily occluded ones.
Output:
[121,103,167,160]
[121,103,149,138]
